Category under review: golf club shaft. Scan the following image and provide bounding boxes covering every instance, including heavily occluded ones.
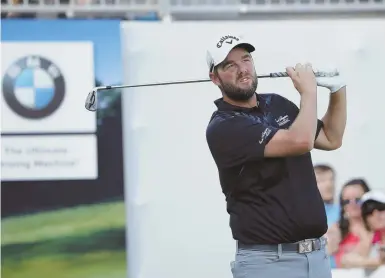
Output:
[84,70,339,111]
[99,79,210,91]
[93,70,339,91]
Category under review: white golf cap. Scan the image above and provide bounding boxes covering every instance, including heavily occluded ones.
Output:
[361,191,385,204]
[206,34,255,72]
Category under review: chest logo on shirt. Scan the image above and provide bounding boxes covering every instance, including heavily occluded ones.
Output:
[275,115,290,127]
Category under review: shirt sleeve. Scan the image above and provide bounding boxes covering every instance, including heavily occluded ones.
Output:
[206,113,279,169]
[315,119,324,139]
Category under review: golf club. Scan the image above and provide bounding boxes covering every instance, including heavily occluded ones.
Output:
[85,69,339,112]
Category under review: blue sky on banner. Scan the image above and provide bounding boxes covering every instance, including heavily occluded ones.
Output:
[1,19,122,87]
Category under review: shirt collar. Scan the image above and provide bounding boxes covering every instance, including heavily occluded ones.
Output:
[214,93,262,112]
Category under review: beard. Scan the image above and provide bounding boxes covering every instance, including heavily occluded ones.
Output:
[219,75,258,101]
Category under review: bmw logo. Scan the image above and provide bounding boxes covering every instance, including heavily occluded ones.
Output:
[2,55,65,119]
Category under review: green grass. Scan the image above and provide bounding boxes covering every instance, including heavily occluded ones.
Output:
[1,201,128,278]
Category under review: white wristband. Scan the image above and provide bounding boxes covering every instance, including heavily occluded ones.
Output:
[330,84,346,94]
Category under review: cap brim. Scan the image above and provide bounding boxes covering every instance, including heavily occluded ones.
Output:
[361,191,385,204]
[235,43,255,53]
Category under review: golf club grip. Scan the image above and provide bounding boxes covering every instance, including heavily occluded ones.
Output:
[269,72,291,78]
[268,71,338,78]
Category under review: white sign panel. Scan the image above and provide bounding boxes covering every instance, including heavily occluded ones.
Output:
[121,19,385,278]
[1,42,96,134]
[1,135,97,181]
[1,41,98,181]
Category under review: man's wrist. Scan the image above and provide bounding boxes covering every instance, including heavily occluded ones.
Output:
[301,88,318,96]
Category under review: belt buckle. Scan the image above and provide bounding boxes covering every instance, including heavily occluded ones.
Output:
[298,240,313,254]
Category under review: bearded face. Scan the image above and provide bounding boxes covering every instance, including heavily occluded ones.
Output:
[211,47,258,101]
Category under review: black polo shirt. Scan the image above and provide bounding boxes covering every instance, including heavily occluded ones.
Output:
[206,93,328,245]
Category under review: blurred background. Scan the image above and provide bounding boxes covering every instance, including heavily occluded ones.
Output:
[1,2,385,278]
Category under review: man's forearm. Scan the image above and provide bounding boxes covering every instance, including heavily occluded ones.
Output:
[321,87,347,146]
[290,92,318,144]
[352,234,374,257]
[341,253,382,269]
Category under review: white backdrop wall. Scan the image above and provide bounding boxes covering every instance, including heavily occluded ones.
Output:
[121,19,385,278]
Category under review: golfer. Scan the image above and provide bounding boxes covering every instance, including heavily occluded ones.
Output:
[205,34,347,278]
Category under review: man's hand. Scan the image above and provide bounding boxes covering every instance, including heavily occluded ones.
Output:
[325,223,341,255]
[286,63,317,95]
[341,253,383,269]
[316,69,347,93]
[378,245,385,263]
[350,225,375,257]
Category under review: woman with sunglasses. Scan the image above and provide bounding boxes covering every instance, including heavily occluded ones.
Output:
[334,179,381,268]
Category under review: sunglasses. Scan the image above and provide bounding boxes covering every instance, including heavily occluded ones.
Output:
[342,198,363,206]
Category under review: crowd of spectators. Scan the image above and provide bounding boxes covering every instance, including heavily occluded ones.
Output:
[3,0,383,20]
[314,164,385,270]
[1,0,161,20]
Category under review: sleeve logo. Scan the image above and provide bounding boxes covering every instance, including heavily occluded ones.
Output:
[259,128,272,144]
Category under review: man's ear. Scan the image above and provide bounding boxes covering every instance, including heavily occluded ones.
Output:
[209,71,221,86]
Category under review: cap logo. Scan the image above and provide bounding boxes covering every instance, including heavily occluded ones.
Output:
[217,35,240,48]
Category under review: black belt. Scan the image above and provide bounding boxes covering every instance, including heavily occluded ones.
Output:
[237,237,326,254]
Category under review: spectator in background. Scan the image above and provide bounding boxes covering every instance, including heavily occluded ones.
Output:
[360,190,385,267]
[314,164,340,227]
[335,178,380,268]
[325,223,342,268]
[314,164,341,268]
